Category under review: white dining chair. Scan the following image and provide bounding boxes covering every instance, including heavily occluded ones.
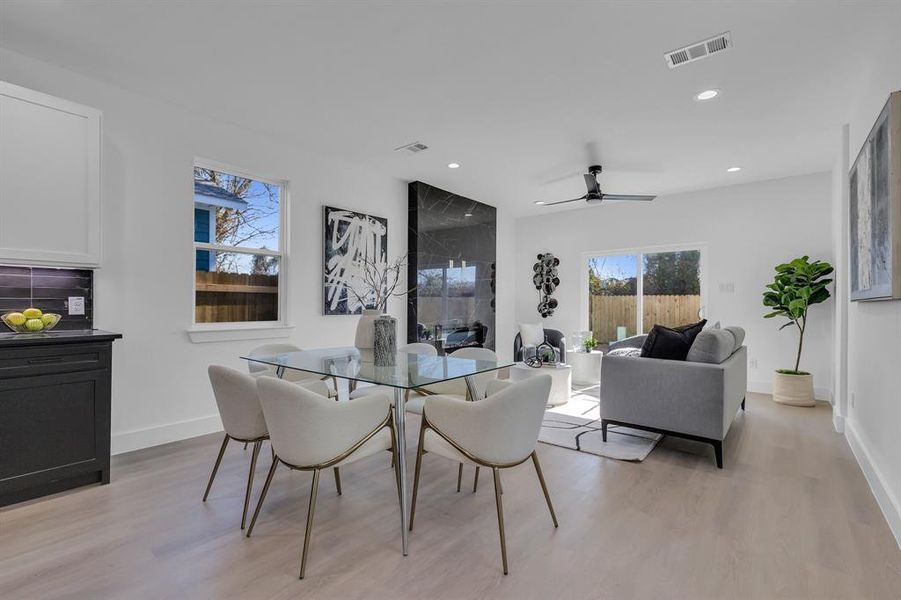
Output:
[247,376,400,579]
[408,375,558,575]
[246,343,338,397]
[408,346,500,412]
[349,342,438,402]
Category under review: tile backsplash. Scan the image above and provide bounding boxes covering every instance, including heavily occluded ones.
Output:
[0,265,93,331]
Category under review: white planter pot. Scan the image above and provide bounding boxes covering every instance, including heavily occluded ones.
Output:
[772,371,815,407]
[354,309,382,349]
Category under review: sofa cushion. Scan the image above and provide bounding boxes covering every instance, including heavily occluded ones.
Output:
[519,323,544,346]
[686,328,736,364]
[640,320,707,361]
[725,326,745,353]
[607,347,641,358]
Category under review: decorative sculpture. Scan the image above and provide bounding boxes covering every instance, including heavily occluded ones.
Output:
[532,252,560,318]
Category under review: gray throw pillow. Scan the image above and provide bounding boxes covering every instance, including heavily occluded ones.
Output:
[607,347,641,358]
[725,326,745,353]
[686,328,735,364]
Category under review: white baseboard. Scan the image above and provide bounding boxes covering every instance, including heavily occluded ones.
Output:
[111,414,223,455]
[747,380,832,402]
[832,411,845,433]
[844,420,901,549]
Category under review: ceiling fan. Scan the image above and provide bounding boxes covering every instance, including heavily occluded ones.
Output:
[538,165,656,206]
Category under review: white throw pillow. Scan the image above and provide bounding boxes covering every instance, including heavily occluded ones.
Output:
[519,323,545,346]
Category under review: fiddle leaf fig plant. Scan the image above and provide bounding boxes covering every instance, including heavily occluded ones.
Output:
[762,256,833,374]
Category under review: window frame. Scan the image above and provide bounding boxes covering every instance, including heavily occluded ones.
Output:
[189,157,291,337]
[580,242,708,336]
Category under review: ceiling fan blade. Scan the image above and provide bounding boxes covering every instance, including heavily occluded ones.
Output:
[543,196,587,206]
[602,193,656,202]
[583,173,600,194]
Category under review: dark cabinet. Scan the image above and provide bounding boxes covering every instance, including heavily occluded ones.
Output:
[0,332,120,506]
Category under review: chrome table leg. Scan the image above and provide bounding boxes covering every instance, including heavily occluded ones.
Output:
[393,387,409,555]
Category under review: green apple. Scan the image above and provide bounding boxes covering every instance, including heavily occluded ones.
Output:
[23,307,43,319]
[5,312,26,326]
[41,313,59,327]
[25,318,44,332]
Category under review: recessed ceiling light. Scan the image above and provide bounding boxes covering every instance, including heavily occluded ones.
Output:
[534,201,546,206]
[694,89,720,101]
[726,166,741,173]
[464,212,473,217]
[447,162,460,169]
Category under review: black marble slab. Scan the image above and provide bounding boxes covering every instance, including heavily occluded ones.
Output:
[408,182,496,353]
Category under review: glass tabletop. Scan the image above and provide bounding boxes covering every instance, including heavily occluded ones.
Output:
[241,346,512,390]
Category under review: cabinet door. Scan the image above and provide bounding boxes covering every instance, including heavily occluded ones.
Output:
[0,81,101,266]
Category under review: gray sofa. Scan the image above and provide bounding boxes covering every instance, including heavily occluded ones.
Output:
[600,331,747,468]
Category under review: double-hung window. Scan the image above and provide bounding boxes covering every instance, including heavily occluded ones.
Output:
[192,160,287,326]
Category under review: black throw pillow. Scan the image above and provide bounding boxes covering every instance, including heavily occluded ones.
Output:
[640,319,707,361]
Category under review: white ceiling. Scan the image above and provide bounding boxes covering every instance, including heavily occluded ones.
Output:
[2,1,898,217]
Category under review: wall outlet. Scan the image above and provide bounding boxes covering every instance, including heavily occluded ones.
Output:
[749,358,758,369]
[67,296,85,316]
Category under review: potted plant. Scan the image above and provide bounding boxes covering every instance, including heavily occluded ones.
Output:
[583,335,598,353]
[762,256,833,406]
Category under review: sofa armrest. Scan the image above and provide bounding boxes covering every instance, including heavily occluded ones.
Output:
[601,348,746,440]
[608,334,647,351]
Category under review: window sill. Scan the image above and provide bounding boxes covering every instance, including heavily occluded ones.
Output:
[187,323,295,344]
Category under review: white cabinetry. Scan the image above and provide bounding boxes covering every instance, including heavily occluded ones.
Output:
[0,81,101,266]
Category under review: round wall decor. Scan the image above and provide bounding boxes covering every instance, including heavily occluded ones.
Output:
[532,252,560,318]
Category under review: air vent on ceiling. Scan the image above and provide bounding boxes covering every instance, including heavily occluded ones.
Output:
[665,31,733,69]
[395,141,429,154]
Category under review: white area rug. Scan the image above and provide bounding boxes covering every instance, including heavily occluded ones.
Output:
[539,385,662,462]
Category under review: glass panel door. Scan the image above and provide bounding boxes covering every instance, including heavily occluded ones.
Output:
[641,250,702,331]
[588,255,638,345]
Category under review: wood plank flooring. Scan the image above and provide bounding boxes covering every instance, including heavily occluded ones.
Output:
[1,392,900,599]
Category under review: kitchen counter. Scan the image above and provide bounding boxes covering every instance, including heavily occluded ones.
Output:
[0,329,122,348]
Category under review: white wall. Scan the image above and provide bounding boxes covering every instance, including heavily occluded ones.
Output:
[515,173,835,398]
[839,24,901,547]
[0,49,429,452]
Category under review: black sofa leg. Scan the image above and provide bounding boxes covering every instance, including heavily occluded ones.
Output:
[741,397,746,411]
[601,419,608,442]
[713,440,723,469]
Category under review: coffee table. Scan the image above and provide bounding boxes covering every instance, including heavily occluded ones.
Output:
[509,362,572,406]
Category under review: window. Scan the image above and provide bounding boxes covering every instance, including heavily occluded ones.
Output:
[192,161,287,325]
[586,246,704,345]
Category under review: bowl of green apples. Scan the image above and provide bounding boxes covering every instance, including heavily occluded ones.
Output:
[2,307,61,333]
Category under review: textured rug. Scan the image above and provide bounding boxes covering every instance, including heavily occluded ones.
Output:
[538,387,662,462]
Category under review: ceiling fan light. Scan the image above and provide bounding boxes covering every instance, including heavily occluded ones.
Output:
[534,201,546,206]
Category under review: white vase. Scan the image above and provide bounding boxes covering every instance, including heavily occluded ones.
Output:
[354,309,382,349]
[772,371,815,407]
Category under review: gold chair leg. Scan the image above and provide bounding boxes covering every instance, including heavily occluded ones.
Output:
[299,469,321,580]
[409,419,427,531]
[247,456,278,537]
[456,463,463,493]
[243,442,248,450]
[492,468,508,575]
[389,420,402,509]
[333,467,342,496]
[473,466,480,493]
[203,434,229,501]
[531,451,558,528]
[241,440,262,529]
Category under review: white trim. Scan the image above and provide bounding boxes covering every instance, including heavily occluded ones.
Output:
[111,414,223,455]
[844,420,901,549]
[193,242,281,257]
[832,412,845,434]
[187,323,294,343]
[747,380,833,402]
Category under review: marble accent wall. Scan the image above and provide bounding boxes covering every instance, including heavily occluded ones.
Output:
[408,182,496,353]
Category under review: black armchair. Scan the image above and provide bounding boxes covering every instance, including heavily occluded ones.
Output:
[513,328,566,364]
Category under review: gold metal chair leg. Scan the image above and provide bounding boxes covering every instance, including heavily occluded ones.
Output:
[299,469,321,580]
[243,442,248,450]
[246,456,278,537]
[531,451,558,528]
[456,463,463,492]
[409,419,427,531]
[270,443,275,461]
[333,467,342,496]
[203,434,229,501]
[241,440,262,529]
[389,420,402,509]
[473,466,480,493]
[492,468,508,575]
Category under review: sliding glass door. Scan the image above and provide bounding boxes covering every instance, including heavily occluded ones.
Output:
[587,247,704,345]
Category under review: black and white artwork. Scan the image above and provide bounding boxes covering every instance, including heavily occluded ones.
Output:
[323,206,388,315]
[533,252,560,317]
[850,91,900,301]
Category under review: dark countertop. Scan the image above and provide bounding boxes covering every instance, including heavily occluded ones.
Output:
[0,329,122,348]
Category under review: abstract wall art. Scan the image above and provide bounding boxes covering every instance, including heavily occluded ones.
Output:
[850,90,901,301]
[323,206,388,315]
[533,252,560,317]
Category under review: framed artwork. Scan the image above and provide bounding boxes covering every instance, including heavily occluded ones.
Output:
[322,206,388,314]
[850,91,901,301]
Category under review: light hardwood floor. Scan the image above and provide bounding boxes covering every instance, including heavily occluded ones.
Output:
[2,392,900,599]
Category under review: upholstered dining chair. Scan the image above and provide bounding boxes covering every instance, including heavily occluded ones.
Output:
[246,343,338,398]
[409,375,557,575]
[349,342,438,401]
[247,376,400,579]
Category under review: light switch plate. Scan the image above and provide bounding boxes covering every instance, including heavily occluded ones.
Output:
[68,296,85,316]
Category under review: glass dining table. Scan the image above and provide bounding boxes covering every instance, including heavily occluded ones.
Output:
[241,346,512,556]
